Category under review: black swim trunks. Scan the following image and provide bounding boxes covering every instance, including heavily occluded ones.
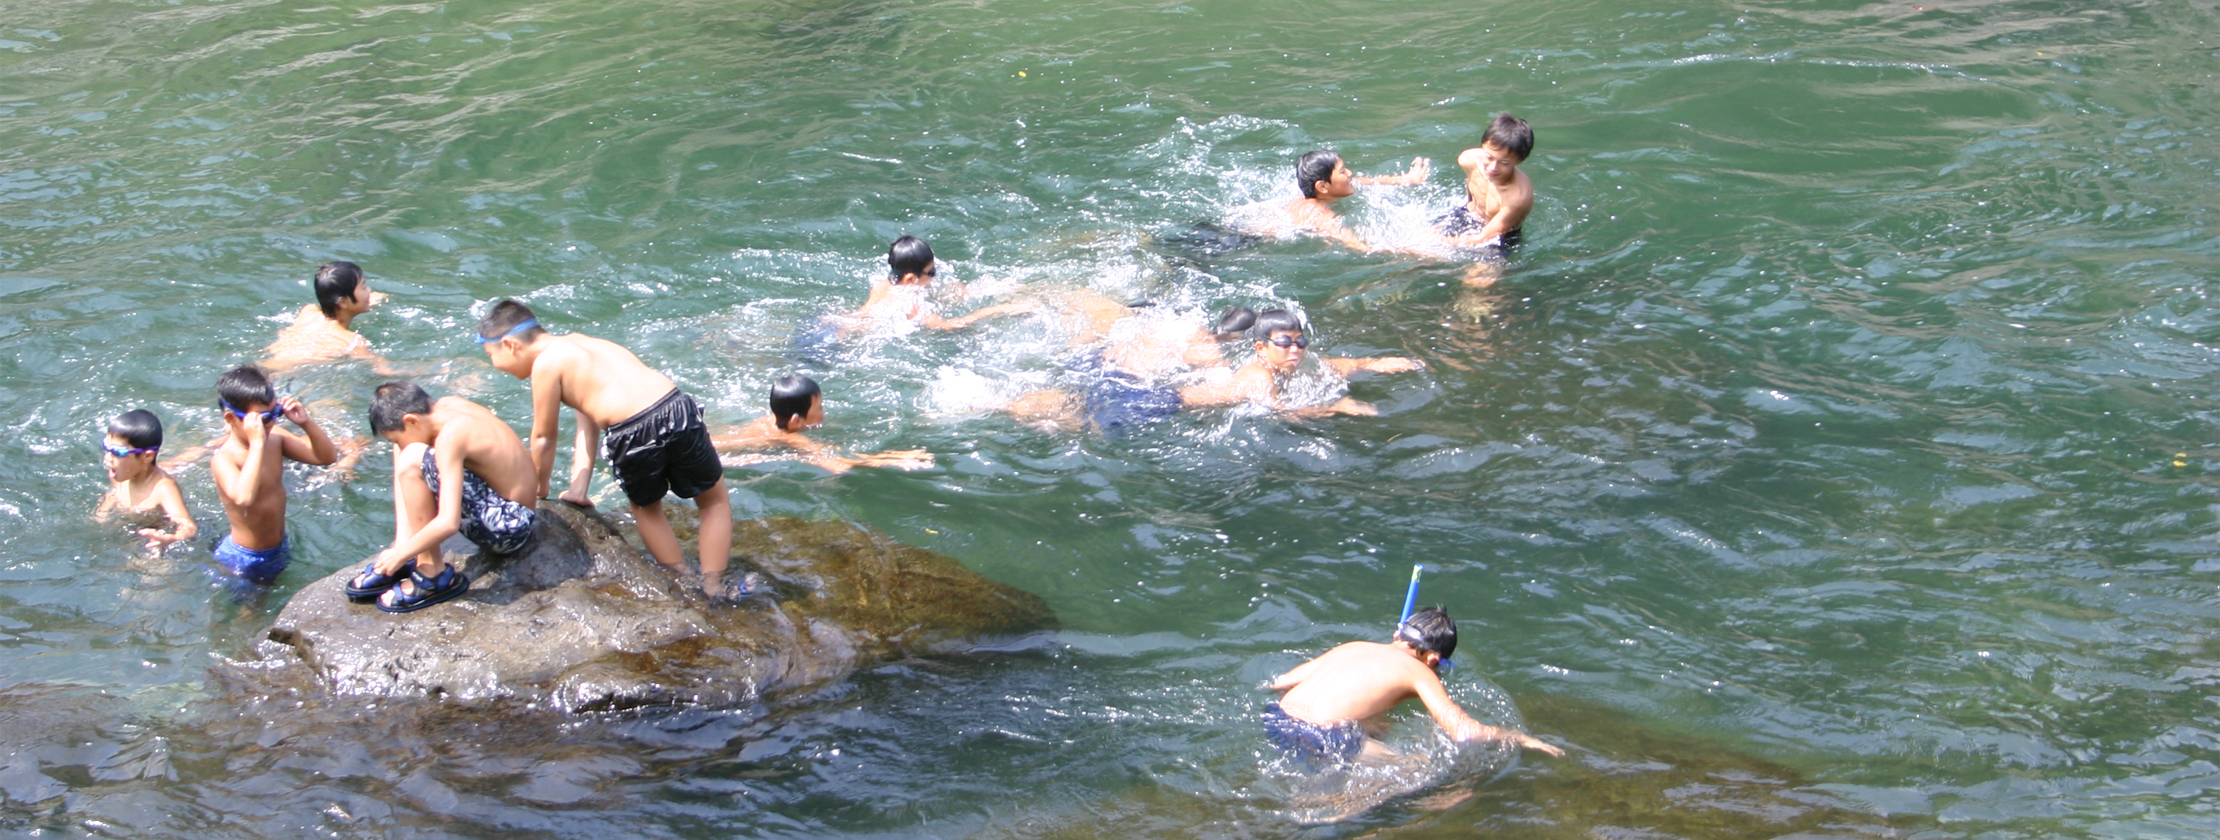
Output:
[601,389,724,507]
[1263,701,1364,768]
[1432,203,1522,257]
[421,446,537,554]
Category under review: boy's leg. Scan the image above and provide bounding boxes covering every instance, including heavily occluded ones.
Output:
[693,478,732,594]
[631,498,688,573]
[391,443,447,577]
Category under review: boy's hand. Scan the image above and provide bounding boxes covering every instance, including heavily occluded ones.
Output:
[138,528,184,552]
[241,410,269,437]
[1404,156,1431,182]
[1517,733,1564,756]
[862,449,934,471]
[1364,357,1425,374]
[279,396,310,426]
[366,548,408,577]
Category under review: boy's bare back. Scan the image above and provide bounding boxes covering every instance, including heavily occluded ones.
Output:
[531,333,677,427]
[1276,641,1437,726]
[428,396,537,503]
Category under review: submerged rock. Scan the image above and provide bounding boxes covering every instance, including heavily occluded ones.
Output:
[251,502,1053,712]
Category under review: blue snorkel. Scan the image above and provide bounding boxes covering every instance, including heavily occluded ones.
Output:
[1395,564,1452,673]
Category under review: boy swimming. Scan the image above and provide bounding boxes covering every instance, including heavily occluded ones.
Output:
[344,381,539,612]
[476,300,739,600]
[846,236,1031,332]
[209,365,337,586]
[96,409,197,554]
[264,261,396,374]
[1279,151,1430,253]
[711,375,934,474]
[999,308,1422,434]
[1264,607,1562,767]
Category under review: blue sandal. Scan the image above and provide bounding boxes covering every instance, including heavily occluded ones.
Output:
[344,559,416,602]
[375,566,470,613]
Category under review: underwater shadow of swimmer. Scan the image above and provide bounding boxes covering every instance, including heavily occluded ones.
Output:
[1145,222,1264,270]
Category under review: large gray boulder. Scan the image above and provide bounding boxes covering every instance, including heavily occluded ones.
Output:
[254,502,1053,712]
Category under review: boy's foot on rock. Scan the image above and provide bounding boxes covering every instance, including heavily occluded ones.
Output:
[709,572,768,605]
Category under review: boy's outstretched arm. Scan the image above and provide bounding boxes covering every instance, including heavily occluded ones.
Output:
[1412,671,1564,756]
[1354,156,1431,186]
[1327,356,1425,376]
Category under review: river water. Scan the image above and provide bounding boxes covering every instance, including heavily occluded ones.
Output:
[5,0,2220,836]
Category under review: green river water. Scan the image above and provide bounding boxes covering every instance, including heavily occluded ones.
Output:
[5,0,2220,836]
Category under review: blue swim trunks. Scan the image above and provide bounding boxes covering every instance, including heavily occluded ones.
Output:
[212,534,290,585]
[1263,701,1364,768]
[421,446,537,555]
[1071,352,1180,437]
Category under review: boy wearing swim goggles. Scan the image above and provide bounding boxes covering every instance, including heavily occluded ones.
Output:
[95,408,197,554]
[208,365,337,588]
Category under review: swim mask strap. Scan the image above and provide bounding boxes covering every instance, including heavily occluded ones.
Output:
[476,318,539,345]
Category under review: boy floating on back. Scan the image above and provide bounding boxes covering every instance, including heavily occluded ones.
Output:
[1264,607,1561,767]
[345,381,539,612]
[96,409,197,554]
[476,300,739,600]
[711,375,934,474]
[209,365,337,587]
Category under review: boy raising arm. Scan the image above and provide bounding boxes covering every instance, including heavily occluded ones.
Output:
[209,365,337,585]
[477,300,738,599]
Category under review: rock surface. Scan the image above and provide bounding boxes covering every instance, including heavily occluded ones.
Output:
[254,502,1053,712]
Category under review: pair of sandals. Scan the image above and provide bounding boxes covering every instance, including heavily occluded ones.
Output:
[345,559,471,613]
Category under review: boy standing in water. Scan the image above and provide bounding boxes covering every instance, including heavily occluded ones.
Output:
[1264,607,1562,767]
[1438,113,1535,287]
[1280,151,1430,253]
[344,381,539,612]
[264,261,395,374]
[711,375,935,475]
[476,300,739,599]
[209,365,337,586]
[96,409,197,553]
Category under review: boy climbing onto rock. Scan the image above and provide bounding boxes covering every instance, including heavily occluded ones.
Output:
[209,365,337,587]
[1263,606,1562,767]
[711,375,934,475]
[96,409,197,554]
[476,300,739,600]
[345,381,539,612]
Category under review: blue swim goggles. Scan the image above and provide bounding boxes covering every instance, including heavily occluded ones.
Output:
[221,398,283,424]
[476,318,538,345]
[102,443,158,458]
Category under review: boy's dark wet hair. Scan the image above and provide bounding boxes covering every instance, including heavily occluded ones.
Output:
[108,409,163,450]
[368,381,433,435]
[1215,305,1258,336]
[1249,308,1305,341]
[1484,113,1534,162]
[477,299,544,342]
[1396,606,1457,660]
[217,365,276,411]
[313,261,364,319]
[770,375,821,430]
[1295,150,1342,199]
[887,236,935,278]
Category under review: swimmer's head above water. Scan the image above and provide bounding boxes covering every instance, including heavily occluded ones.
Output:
[1394,606,1457,669]
[1294,150,1353,200]
[1248,308,1310,373]
[1215,305,1258,337]
[887,236,937,286]
[313,261,373,320]
[770,374,823,432]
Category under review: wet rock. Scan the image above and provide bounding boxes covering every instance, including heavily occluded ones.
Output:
[251,503,1053,712]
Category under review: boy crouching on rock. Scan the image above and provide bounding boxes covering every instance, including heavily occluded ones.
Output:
[346,381,538,612]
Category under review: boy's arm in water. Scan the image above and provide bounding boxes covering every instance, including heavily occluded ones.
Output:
[1178,365,1274,409]
[1410,669,1564,756]
[924,300,1032,331]
[1354,156,1431,186]
[272,397,339,466]
[140,473,198,551]
[1326,356,1426,376]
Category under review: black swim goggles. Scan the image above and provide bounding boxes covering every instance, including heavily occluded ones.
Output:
[1266,334,1310,349]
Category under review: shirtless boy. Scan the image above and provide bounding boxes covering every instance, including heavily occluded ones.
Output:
[1264,607,1562,767]
[711,375,934,475]
[1438,113,1535,257]
[845,236,1030,332]
[209,365,337,586]
[96,409,197,554]
[344,381,538,612]
[1281,151,1430,253]
[476,300,738,599]
[1001,308,1422,434]
[264,261,395,374]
